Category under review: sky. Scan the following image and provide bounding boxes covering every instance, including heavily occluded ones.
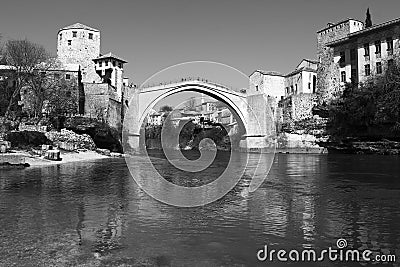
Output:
[1,0,400,87]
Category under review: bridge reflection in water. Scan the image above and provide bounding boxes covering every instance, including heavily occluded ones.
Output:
[0,153,399,266]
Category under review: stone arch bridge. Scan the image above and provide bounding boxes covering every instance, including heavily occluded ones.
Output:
[123,78,275,152]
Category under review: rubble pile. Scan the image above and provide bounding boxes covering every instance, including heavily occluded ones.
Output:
[45,129,96,151]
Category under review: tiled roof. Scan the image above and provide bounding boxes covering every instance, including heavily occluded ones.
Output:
[93,52,127,63]
[60,22,99,32]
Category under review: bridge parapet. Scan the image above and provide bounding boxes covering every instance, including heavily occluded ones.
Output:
[140,77,246,97]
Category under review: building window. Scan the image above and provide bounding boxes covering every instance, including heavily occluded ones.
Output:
[351,69,357,83]
[388,59,394,69]
[99,61,102,67]
[387,37,393,54]
[340,51,345,63]
[68,40,72,46]
[376,62,382,74]
[341,71,346,82]
[113,61,116,67]
[59,34,62,40]
[89,33,93,39]
[286,87,289,94]
[313,75,316,93]
[350,49,356,61]
[364,43,370,56]
[375,40,381,54]
[72,31,77,37]
[105,60,109,66]
[308,82,311,89]
[119,63,122,68]
[290,85,293,93]
[365,64,371,76]
[65,74,71,80]
[255,85,258,91]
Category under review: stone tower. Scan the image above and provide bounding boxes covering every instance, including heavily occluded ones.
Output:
[57,22,101,83]
[316,19,364,102]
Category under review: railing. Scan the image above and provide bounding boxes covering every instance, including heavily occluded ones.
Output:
[139,77,245,93]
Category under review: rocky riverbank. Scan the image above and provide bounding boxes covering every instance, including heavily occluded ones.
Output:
[321,138,400,155]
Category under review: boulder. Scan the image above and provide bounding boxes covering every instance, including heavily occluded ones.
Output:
[45,129,96,151]
[4,131,52,149]
[64,117,122,152]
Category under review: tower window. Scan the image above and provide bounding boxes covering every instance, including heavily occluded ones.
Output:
[365,64,371,76]
[376,62,382,74]
[89,33,93,39]
[65,74,71,80]
[72,31,77,37]
[68,40,72,46]
[341,71,346,82]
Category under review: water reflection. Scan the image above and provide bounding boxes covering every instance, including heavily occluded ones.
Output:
[0,154,399,266]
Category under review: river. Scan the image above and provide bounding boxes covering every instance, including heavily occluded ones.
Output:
[0,152,399,266]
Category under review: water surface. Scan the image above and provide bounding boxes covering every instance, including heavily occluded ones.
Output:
[0,153,399,266]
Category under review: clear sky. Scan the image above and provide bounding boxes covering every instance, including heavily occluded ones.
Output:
[1,0,400,86]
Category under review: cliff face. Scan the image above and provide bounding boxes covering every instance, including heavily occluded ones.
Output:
[277,116,329,153]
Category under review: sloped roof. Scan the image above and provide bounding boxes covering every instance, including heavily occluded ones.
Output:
[59,22,99,32]
[286,67,317,77]
[93,52,127,63]
[250,70,284,77]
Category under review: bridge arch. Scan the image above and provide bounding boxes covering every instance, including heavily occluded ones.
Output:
[137,81,248,133]
[123,79,273,152]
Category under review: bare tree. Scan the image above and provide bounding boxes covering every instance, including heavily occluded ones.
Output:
[3,39,49,118]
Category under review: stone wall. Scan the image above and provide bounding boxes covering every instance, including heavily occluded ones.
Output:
[18,123,47,133]
[83,82,122,129]
[279,93,317,122]
[317,20,355,103]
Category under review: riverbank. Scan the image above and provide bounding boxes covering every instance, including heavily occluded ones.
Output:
[0,150,115,168]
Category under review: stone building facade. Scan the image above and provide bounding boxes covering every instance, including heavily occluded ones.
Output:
[250,59,318,123]
[316,19,364,102]
[325,18,400,89]
[56,22,132,129]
